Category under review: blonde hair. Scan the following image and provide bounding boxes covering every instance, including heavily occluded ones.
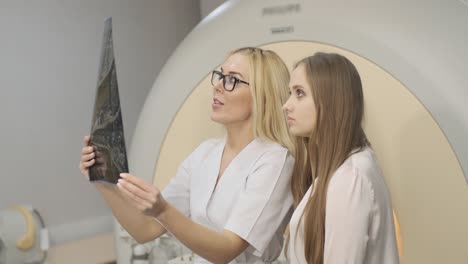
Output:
[289,52,369,263]
[230,47,294,153]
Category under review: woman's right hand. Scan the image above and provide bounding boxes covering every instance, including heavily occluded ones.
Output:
[79,135,95,179]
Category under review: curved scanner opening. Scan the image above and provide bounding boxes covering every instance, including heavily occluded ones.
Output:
[152,41,467,263]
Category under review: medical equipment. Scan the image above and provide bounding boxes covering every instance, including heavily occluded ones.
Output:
[116,1,468,263]
[0,206,49,264]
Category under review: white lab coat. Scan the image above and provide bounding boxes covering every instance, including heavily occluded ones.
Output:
[162,137,294,263]
[288,147,399,264]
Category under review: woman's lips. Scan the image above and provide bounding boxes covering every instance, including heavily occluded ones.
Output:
[213,98,224,105]
[212,98,224,110]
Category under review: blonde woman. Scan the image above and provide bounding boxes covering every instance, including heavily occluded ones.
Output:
[80,47,295,263]
[283,52,399,264]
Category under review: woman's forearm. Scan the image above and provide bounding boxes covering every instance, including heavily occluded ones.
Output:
[156,204,248,263]
[96,183,167,243]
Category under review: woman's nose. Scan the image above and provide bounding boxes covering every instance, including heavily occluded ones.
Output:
[214,80,224,93]
[283,97,291,111]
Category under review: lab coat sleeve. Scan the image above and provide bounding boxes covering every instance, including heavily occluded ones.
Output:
[161,153,192,218]
[323,167,373,264]
[224,149,294,256]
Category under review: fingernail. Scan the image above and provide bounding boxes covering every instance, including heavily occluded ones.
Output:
[120,173,127,178]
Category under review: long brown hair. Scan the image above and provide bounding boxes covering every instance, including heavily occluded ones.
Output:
[290,52,369,263]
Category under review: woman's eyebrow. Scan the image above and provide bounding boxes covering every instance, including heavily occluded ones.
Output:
[220,67,244,79]
[228,71,244,78]
[291,85,303,90]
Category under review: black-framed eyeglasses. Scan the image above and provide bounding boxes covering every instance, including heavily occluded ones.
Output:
[211,70,250,92]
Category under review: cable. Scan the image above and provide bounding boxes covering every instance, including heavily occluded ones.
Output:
[32,209,45,228]
[32,209,48,264]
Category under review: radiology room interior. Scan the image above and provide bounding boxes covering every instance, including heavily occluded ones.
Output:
[0,0,467,264]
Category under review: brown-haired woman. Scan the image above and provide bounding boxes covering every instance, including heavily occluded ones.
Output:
[283,52,399,264]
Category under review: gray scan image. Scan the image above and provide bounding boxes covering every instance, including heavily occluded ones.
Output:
[89,17,128,184]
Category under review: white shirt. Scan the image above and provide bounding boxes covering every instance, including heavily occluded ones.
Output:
[162,137,294,263]
[288,147,399,264]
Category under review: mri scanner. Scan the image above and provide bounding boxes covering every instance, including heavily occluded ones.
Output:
[115,0,468,263]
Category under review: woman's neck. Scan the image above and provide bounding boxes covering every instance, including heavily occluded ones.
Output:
[225,121,255,153]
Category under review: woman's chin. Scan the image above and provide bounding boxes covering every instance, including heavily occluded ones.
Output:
[288,127,308,137]
[210,114,224,124]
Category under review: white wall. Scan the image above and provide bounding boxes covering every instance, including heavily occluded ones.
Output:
[200,0,227,18]
[0,0,200,245]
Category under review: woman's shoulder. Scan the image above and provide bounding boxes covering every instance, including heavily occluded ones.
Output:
[183,138,224,163]
[251,138,293,163]
[190,137,292,166]
[334,147,380,176]
[254,137,290,154]
[329,147,388,204]
[197,137,224,150]
[249,138,294,172]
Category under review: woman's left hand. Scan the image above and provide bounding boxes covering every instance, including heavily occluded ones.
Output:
[117,173,168,218]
